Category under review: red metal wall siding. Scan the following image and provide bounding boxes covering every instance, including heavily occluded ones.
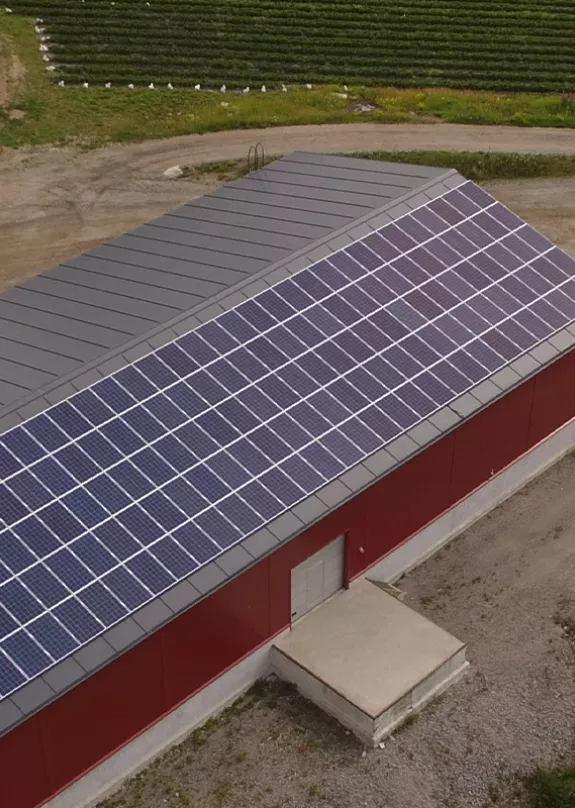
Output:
[348,433,455,577]
[0,715,48,808]
[5,349,575,808]
[450,382,535,503]
[161,560,271,707]
[528,348,575,445]
[39,636,167,796]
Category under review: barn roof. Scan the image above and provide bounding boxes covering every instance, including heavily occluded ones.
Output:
[1,152,575,734]
[0,152,447,422]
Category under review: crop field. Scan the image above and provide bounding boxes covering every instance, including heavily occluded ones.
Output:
[7,0,575,91]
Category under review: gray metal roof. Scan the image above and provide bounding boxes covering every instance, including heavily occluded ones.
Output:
[4,153,574,736]
[0,152,447,423]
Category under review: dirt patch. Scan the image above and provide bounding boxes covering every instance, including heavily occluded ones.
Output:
[99,452,575,808]
[2,124,575,290]
[484,175,575,258]
[0,33,25,107]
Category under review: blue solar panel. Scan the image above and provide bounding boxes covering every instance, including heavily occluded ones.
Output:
[2,180,575,698]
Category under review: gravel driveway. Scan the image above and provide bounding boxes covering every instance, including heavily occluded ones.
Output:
[99,450,575,808]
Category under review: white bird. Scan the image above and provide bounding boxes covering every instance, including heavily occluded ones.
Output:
[220,84,226,93]
[306,83,313,90]
[39,44,49,51]
[128,83,134,88]
[46,65,55,71]
[58,80,65,87]
[148,82,154,89]
[242,86,249,94]
[343,84,349,91]
[105,81,111,88]
[83,82,89,87]
[281,83,287,93]
[41,35,50,41]
[167,82,173,89]
[42,54,50,62]
[261,84,266,93]
[36,16,43,21]
[194,83,201,90]
[5,8,13,13]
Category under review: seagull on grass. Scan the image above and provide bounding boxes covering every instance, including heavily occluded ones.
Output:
[242,86,250,93]
[128,83,134,88]
[148,82,155,89]
[220,84,226,93]
[194,83,201,90]
[105,81,111,88]
[58,80,65,87]
[261,85,266,93]
[167,82,173,89]
[306,83,313,90]
[281,84,287,93]
[83,82,89,87]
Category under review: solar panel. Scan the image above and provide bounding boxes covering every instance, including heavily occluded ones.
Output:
[1,179,575,697]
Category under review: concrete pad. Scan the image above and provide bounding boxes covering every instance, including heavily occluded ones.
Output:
[271,579,467,746]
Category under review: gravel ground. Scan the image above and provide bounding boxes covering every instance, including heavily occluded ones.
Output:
[99,451,575,808]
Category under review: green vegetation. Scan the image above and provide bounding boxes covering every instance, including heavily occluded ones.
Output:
[186,151,575,188]
[7,0,575,91]
[5,8,575,148]
[528,765,575,808]
[352,151,575,181]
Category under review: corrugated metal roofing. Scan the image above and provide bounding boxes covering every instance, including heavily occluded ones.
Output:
[0,152,446,418]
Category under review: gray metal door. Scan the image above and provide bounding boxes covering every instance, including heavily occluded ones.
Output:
[290,535,345,622]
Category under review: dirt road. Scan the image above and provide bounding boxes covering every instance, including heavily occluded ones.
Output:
[2,122,575,289]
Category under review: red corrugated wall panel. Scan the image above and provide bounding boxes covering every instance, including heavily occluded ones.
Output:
[528,350,575,445]
[39,635,166,794]
[0,715,49,808]
[162,560,271,707]
[450,382,534,502]
[349,433,455,577]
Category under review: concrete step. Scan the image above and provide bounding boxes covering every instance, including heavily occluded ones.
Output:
[271,579,468,746]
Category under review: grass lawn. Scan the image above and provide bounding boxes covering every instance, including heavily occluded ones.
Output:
[4,11,575,149]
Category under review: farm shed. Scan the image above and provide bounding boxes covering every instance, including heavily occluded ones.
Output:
[1,152,575,808]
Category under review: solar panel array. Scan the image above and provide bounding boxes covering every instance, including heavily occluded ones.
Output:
[2,179,575,699]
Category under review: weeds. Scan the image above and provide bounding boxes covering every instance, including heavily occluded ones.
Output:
[527,765,575,808]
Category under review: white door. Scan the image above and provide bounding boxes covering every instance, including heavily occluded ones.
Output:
[290,535,345,622]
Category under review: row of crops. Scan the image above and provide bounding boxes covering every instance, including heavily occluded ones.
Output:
[10,0,575,90]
